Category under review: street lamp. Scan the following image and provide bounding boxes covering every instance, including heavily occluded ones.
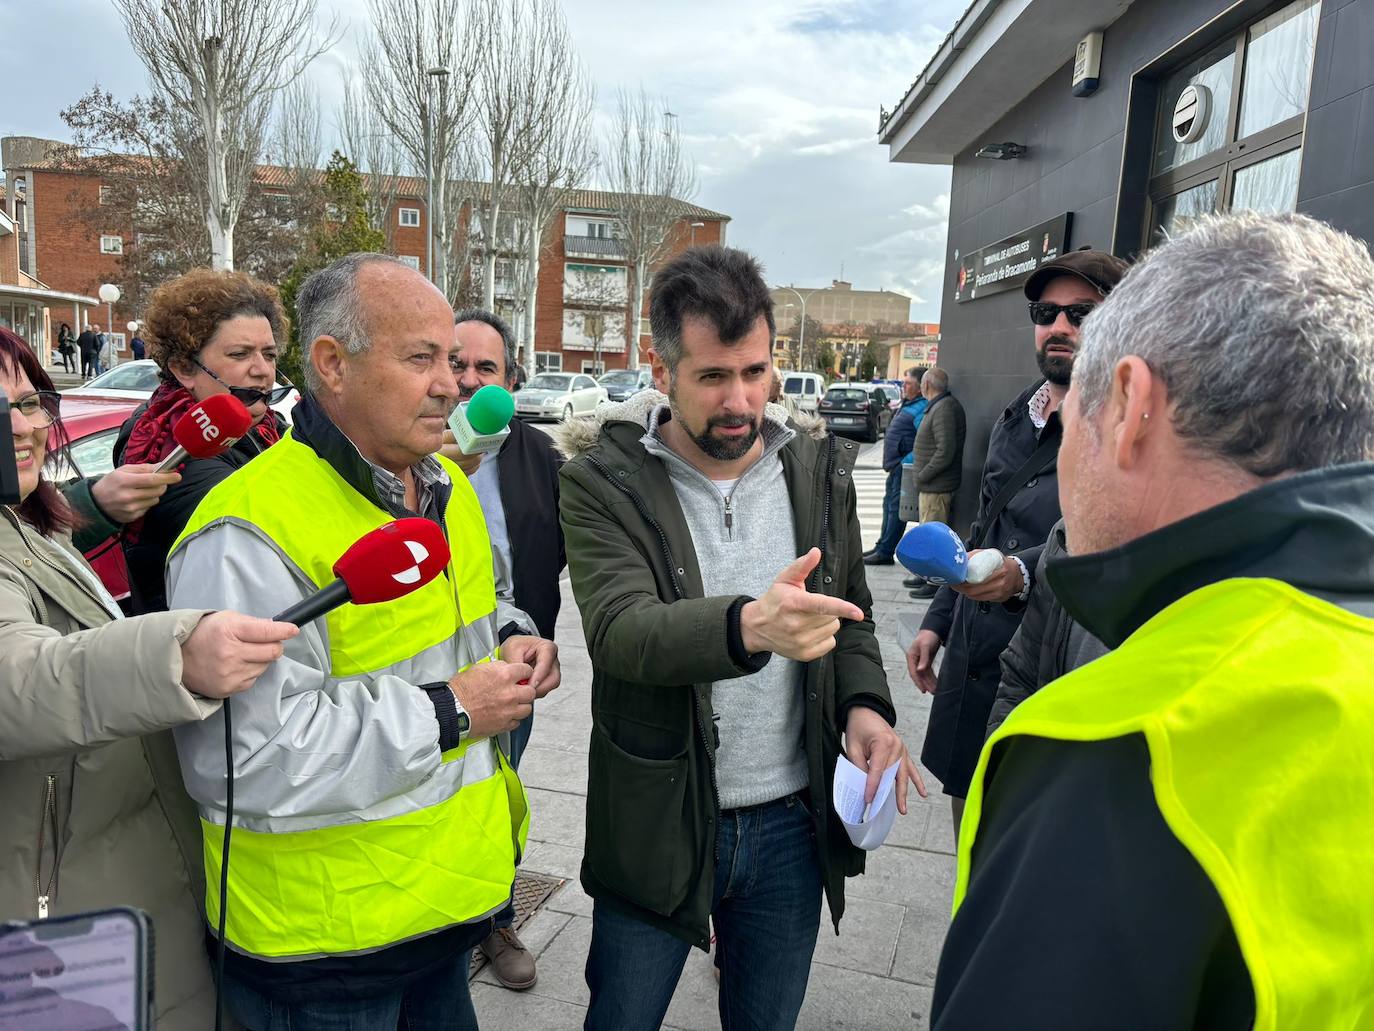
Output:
[98,283,121,369]
[775,286,817,372]
[689,221,705,246]
[424,66,451,284]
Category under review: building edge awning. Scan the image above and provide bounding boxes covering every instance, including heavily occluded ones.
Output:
[0,284,101,307]
[878,0,1134,165]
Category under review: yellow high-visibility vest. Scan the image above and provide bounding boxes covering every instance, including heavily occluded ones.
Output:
[956,578,1374,1030]
[173,431,529,960]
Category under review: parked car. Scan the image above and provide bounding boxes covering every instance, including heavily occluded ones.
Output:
[65,359,301,424]
[48,395,144,608]
[781,371,826,414]
[854,380,904,412]
[818,385,892,443]
[597,368,654,403]
[514,372,608,421]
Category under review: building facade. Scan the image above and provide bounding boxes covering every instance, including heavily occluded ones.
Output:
[1,136,728,373]
[880,0,1369,527]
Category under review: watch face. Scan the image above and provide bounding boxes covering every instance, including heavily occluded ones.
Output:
[457,711,471,736]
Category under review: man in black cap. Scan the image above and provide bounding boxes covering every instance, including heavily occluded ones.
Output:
[905,247,1127,831]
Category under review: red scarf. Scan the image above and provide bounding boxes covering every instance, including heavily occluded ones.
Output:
[121,383,281,543]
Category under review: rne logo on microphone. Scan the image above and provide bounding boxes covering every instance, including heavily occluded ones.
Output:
[391,539,431,586]
[192,406,221,442]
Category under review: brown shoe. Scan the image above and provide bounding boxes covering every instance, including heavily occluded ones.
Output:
[480,926,537,990]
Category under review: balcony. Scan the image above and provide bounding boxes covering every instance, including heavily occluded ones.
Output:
[564,234,627,260]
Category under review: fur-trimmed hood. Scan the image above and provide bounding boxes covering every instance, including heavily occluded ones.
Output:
[551,388,827,460]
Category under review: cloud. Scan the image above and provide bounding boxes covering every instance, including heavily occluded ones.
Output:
[9,0,965,323]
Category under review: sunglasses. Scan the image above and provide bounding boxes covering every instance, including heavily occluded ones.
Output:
[10,391,61,428]
[192,358,294,407]
[1027,301,1096,327]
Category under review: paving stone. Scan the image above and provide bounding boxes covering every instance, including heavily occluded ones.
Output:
[544,876,595,919]
[517,745,589,794]
[473,908,572,988]
[526,786,587,848]
[812,895,907,977]
[796,962,935,1031]
[470,980,588,1029]
[846,843,956,910]
[522,841,585,881]
[889,892,954,989]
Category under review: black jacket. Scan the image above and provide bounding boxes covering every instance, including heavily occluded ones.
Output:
[919,381,1061,796]
[933,462,1374,1029]
[912,392,967,494]
[986,520,1107,735]
[496,417,565,640]
[114,404,282,614]
[75,329,99,359]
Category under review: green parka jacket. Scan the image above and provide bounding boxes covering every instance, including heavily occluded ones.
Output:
[555,391,896,948]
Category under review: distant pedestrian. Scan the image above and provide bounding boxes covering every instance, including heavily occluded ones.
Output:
[864,365,928,565]
[130,333,146,361]
[76,323,99,379]
[55,323,76,374]
[906,366,967,600]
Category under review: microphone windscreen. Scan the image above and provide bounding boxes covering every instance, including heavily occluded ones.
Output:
[333,518,451,605]
[896,522,969,584]
[172,393,253,459]
[465,385,515,436]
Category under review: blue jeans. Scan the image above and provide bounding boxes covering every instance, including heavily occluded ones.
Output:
[874,467,906,557]
[584,792,823,1031]
[508,712,533,770]
[223,950,478,1031]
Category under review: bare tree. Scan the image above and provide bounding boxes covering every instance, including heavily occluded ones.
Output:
[337,72,405,248]
[603,87,697,368]
[509,49,596,376]
[111,0,336,270]
[362,0,482,296]
[471,0,574,310]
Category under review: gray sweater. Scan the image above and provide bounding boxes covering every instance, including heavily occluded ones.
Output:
[643,411,808,809]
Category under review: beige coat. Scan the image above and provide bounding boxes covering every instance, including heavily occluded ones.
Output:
[0,505,221,1030]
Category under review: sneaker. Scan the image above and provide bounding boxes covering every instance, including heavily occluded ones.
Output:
[480,926,537,990]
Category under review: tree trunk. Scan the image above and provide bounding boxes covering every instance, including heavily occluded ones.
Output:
[203,41,234,270]
[482,201,502,310]
[630,255,648,370]
[524,231,540,379]
[208,218,234,272]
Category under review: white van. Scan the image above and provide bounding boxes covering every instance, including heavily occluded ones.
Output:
[782,371,826,414]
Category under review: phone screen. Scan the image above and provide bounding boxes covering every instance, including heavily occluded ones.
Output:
[1,396,21,506]
[0,911,144,1030]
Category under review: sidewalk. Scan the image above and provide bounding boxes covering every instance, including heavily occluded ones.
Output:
[477,561,952,1030]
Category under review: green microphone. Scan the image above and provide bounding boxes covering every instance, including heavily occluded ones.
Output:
[448,383,515,455]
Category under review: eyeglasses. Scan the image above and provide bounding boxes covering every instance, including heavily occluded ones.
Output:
[192,358,294,407]
[1027,301,1097,327]
[10,391,60,428]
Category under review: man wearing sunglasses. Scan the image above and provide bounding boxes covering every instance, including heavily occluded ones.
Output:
[907,246,1127,835]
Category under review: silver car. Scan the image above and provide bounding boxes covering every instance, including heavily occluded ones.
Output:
[514,372,608,422]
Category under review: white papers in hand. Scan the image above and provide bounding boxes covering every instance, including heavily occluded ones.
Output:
[832,755,900,850]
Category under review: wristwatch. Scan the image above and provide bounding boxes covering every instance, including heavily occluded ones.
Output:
[454,697,472,741]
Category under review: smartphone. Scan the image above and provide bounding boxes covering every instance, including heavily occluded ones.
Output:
[1,396,20,506]
[0,907,154,1030]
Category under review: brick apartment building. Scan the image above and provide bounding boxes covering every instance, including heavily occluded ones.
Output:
[1,135,729,372]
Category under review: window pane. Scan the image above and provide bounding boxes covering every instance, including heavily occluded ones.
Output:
[1151,179,1219,246]
[1238,0,1319,139]
[1154,41,1236,174]
[1232,147,1303,214]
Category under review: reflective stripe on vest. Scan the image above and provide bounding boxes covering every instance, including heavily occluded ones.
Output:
[956,578,1374,1031]
[173,432,530,959]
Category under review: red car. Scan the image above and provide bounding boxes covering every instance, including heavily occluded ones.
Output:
[52,395,142,607]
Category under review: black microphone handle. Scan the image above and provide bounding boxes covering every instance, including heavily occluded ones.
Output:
[273,578,352,627]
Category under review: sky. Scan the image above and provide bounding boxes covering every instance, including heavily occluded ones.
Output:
[6,0,965,323]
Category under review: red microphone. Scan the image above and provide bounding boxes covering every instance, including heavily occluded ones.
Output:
[272,518,451,627]
[155,394,254,473]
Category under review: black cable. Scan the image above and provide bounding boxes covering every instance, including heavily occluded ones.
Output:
[214,696,233,1031]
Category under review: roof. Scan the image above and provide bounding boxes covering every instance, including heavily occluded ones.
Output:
[16,147,728,222]
[878,0,1134,164]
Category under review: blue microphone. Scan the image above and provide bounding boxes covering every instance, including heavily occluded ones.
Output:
[897,522,1003,585]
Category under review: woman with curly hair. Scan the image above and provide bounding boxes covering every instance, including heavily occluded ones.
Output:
[116,268,292,614]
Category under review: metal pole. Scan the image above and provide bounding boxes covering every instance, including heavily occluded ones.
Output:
[777,286,811,371]
[424,90,434,283]
[106,301,113,369]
